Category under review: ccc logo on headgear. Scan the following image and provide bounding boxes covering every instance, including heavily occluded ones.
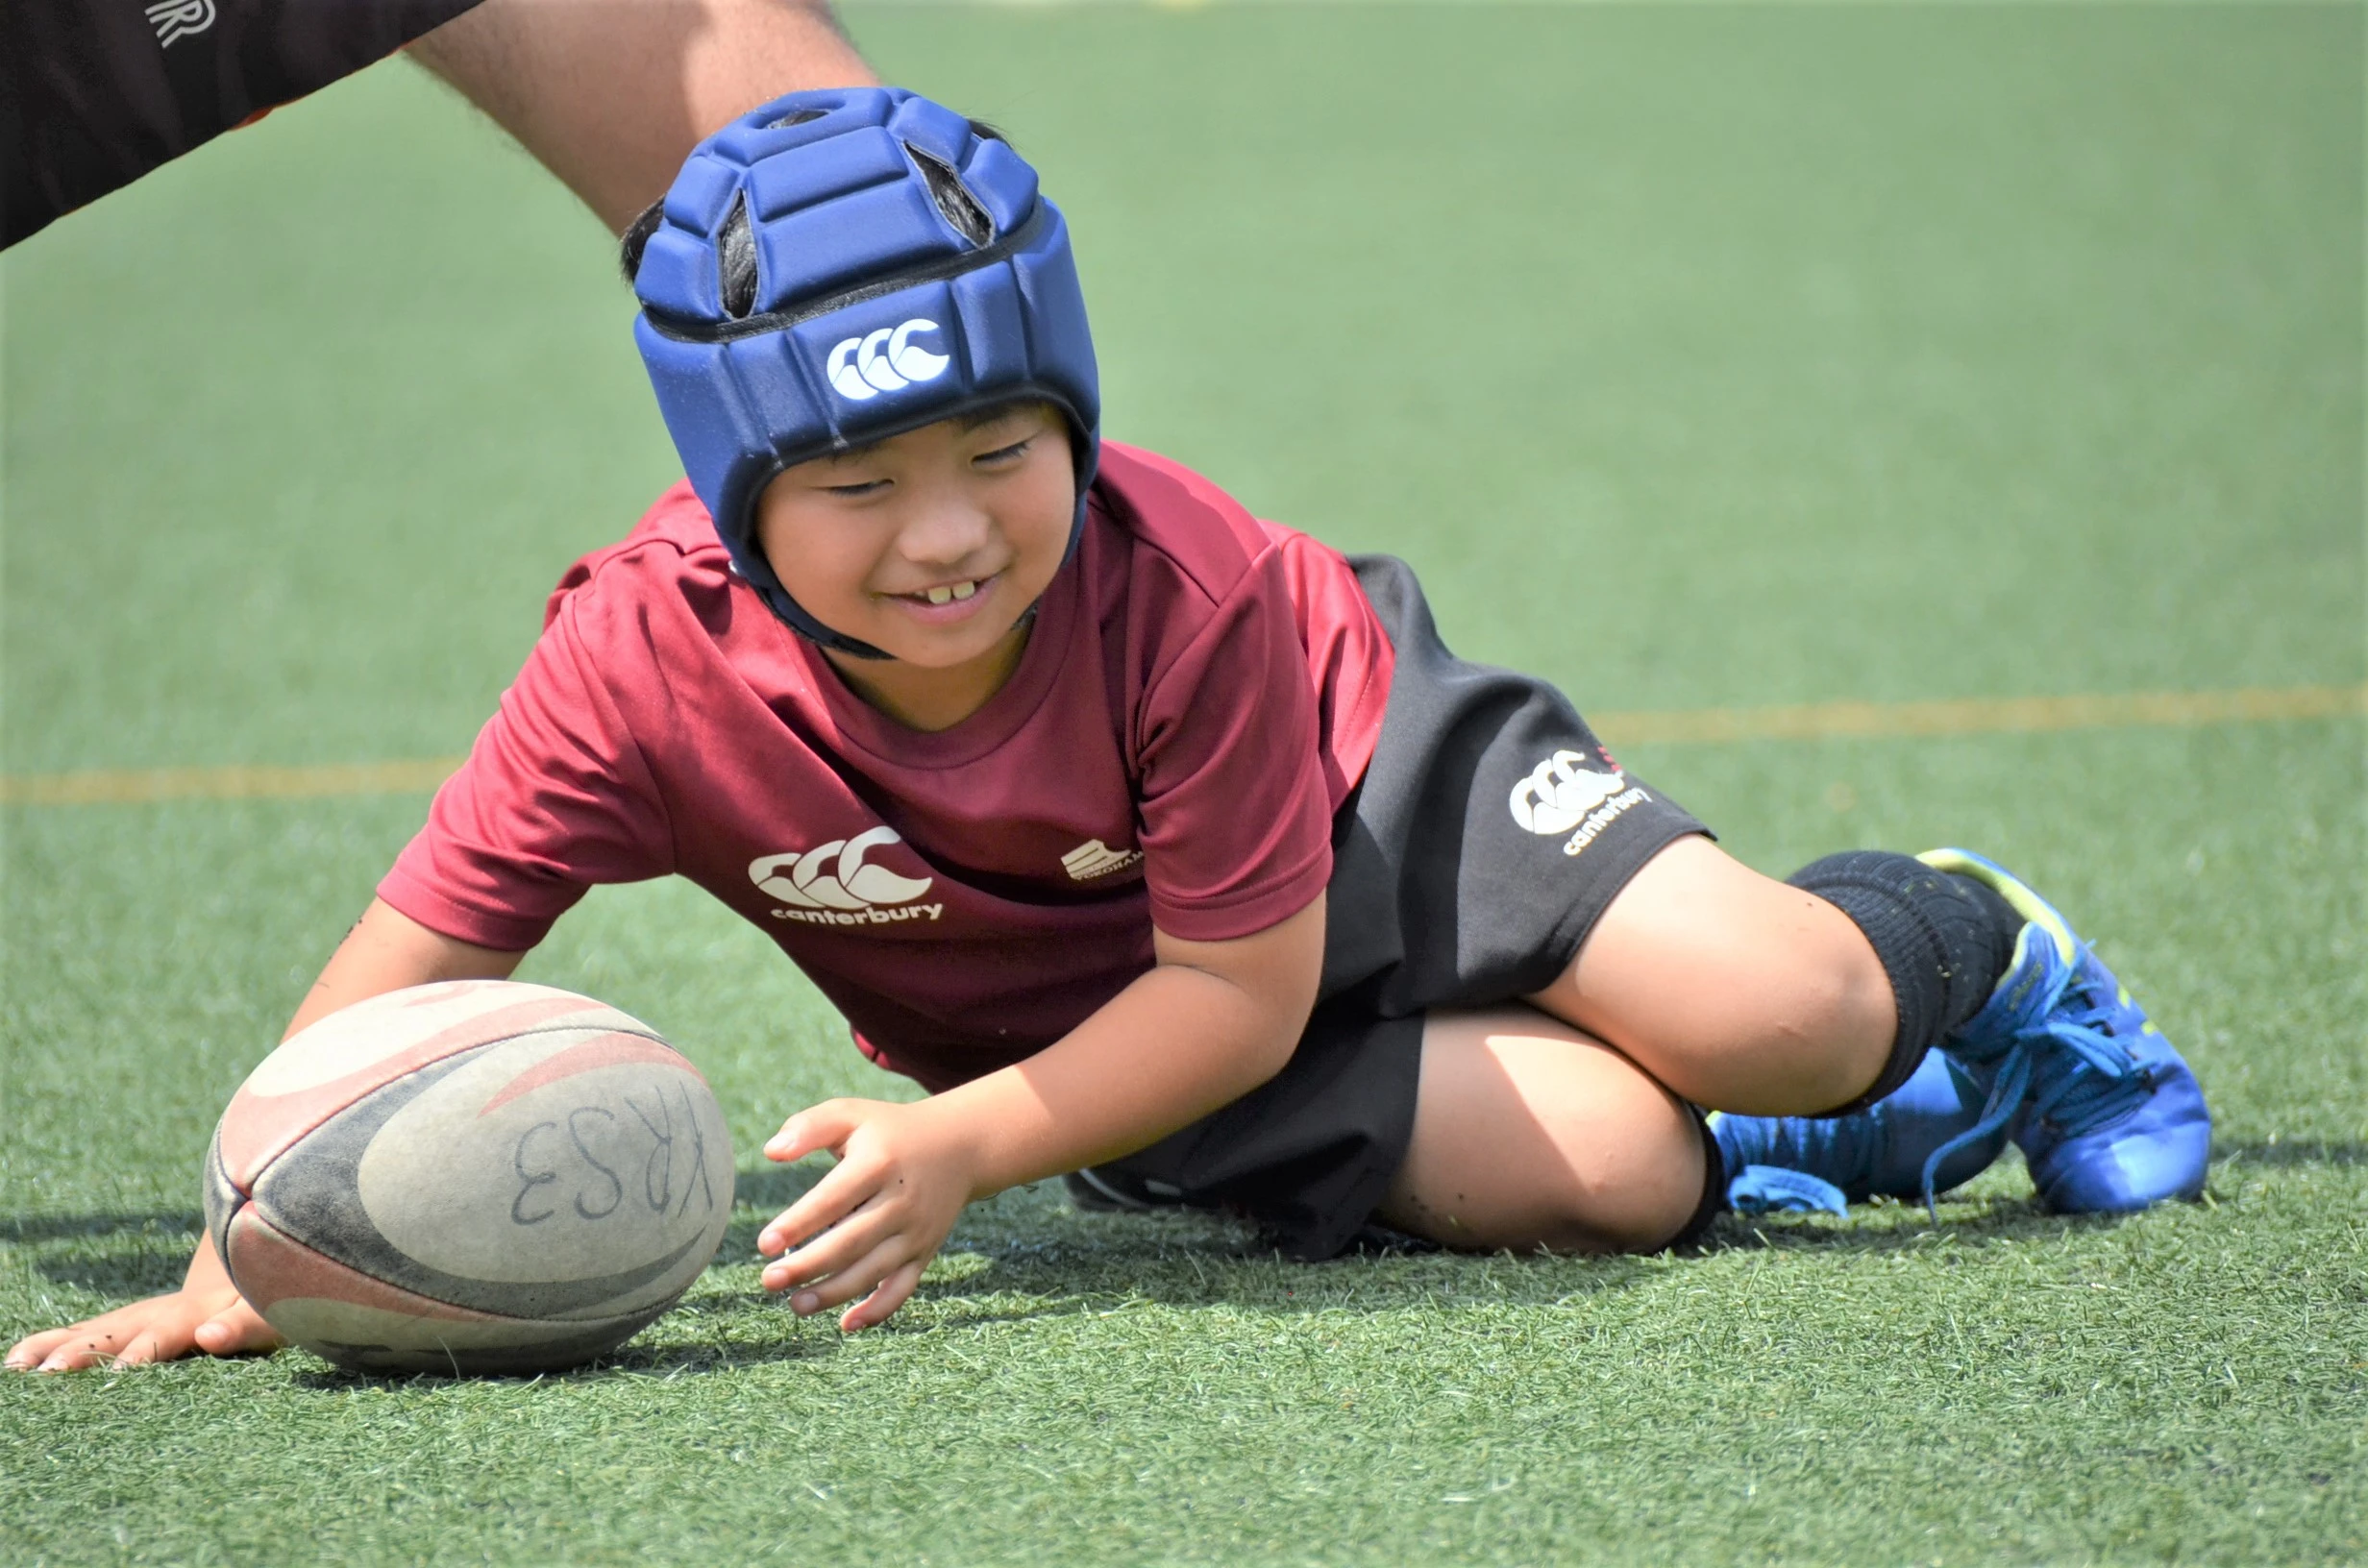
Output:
[826,319,951,401]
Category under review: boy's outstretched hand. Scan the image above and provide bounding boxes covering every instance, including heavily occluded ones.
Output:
[6,1234,280,1372]
[757,1097,984,1333]
[752,902,1328,1333]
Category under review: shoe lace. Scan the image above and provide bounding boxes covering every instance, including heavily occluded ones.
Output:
[1916,940,2140,1218]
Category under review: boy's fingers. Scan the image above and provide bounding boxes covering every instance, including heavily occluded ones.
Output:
[35,1332,128,1373]
[11,1307,148,1371]
[762,1202,895,1291]
[10,1292,281,1373]
[760,1157,887,1256]
[840,1260,926,1334]
[193,1303,281,1356]
[764,1100,861,1164]
[6,1329,74,1371]
[113,1330,170,1368]
[780,1236,908,1317]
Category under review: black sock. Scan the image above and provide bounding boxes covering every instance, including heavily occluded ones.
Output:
[1665,1105,1727,1249]
[1786,850,2022,1116]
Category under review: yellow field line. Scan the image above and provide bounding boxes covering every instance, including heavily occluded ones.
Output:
[1,681,2360,806]
[1591,681,2368,747]
[0,758,466,807]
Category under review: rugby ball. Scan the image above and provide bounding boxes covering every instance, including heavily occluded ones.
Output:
[203,981,734,1375]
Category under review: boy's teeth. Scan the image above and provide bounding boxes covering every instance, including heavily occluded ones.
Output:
[951,580,976,600]
[921,580,978,605]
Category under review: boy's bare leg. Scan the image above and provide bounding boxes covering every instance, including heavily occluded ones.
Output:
[409,0,878,233]
[1527,835,1896,1116]
[1374,836,1898,1254]
[1375,1007,1705,1252]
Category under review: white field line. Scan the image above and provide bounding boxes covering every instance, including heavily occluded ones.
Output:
[2,682,2359,806]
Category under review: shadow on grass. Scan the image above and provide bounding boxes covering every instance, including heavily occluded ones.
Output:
[2215,1138,2367,1169]
[0,1210,200,1244]
[283,1333,835,1391]
[1693,1196,2129,1258]
[6,1211,205,1299]
[18,1140,2340,1355]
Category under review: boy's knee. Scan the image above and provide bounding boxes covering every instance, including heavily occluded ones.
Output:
[1528,1139,1705,1256]
[1509,1087,1708,1255]
[1728,897,1895,1108]
[1759,897,1892,1044]
[1672,889,1896,1078]
[1554,849,1899,1113]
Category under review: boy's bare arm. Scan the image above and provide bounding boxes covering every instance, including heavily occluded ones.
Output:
[286,897,525,1037]
[6,902,524,1372]
[408,0,878,233]
[757,894,1328,1331]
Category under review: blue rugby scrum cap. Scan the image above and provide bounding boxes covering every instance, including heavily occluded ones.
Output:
[630,87,1100,657]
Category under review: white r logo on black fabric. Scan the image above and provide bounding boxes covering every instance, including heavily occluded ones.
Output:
[146,0,215,46]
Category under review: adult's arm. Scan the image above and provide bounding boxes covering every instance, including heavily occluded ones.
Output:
[410,0,879,233]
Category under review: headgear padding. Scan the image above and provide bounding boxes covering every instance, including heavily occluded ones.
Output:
[632,87,1100,657]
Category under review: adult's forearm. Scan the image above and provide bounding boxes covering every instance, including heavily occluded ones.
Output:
[409,0,879,233]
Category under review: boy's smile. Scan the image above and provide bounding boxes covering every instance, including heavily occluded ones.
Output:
[754,403,1075,731]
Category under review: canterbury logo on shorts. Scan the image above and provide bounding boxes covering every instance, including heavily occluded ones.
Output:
[826,319,951,401]
[1510,749,1653,858]
[749,826,944,926]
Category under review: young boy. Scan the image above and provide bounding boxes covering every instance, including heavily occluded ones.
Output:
[11,87,2210,1371]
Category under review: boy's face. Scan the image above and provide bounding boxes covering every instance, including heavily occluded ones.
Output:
[754,403,1075,675]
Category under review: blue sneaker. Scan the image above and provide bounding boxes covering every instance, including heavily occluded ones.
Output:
[1917,848,2211,1213]
[1714,1048,2010,1217]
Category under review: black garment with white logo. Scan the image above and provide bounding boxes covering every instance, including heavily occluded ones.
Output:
[1076,554,1709,1260]
[3,0,483,249]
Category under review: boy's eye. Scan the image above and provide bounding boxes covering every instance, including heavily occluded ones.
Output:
[974,437,1032,465]
[822,478,889,497]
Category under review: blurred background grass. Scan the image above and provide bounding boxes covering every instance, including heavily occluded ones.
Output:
[3,3,2362,1563]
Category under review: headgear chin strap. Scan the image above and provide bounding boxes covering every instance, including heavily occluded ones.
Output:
[631,87,1101,658]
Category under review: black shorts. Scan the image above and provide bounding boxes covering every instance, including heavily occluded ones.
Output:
[3,0,482,249]
[1073,555,1710,1260]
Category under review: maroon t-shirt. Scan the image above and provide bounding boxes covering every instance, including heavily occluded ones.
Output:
[380,443,1394,1091]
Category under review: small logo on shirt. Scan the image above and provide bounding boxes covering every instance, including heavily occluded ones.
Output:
[1510,748,1652,859]
[1060,839,1143,882]
[826,320,951,401]
[749,826,943,926]
[146,0,215,46]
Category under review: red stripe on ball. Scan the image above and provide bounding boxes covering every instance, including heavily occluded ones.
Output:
[224,1205,507,1322]
[475,1031,702,1117]
[216,994,629,1189]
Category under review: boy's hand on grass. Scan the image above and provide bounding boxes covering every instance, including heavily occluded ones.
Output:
[756,1098,982,1334]
[6,1234,280,1372]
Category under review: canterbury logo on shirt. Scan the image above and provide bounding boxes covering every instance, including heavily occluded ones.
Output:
[1060,839,1143,882]
[826,319,951,401]
[749,826,943,925]
[1509,748,1651,858]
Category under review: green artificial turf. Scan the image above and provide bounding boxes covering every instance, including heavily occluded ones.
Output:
[4,3,2363,1563]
